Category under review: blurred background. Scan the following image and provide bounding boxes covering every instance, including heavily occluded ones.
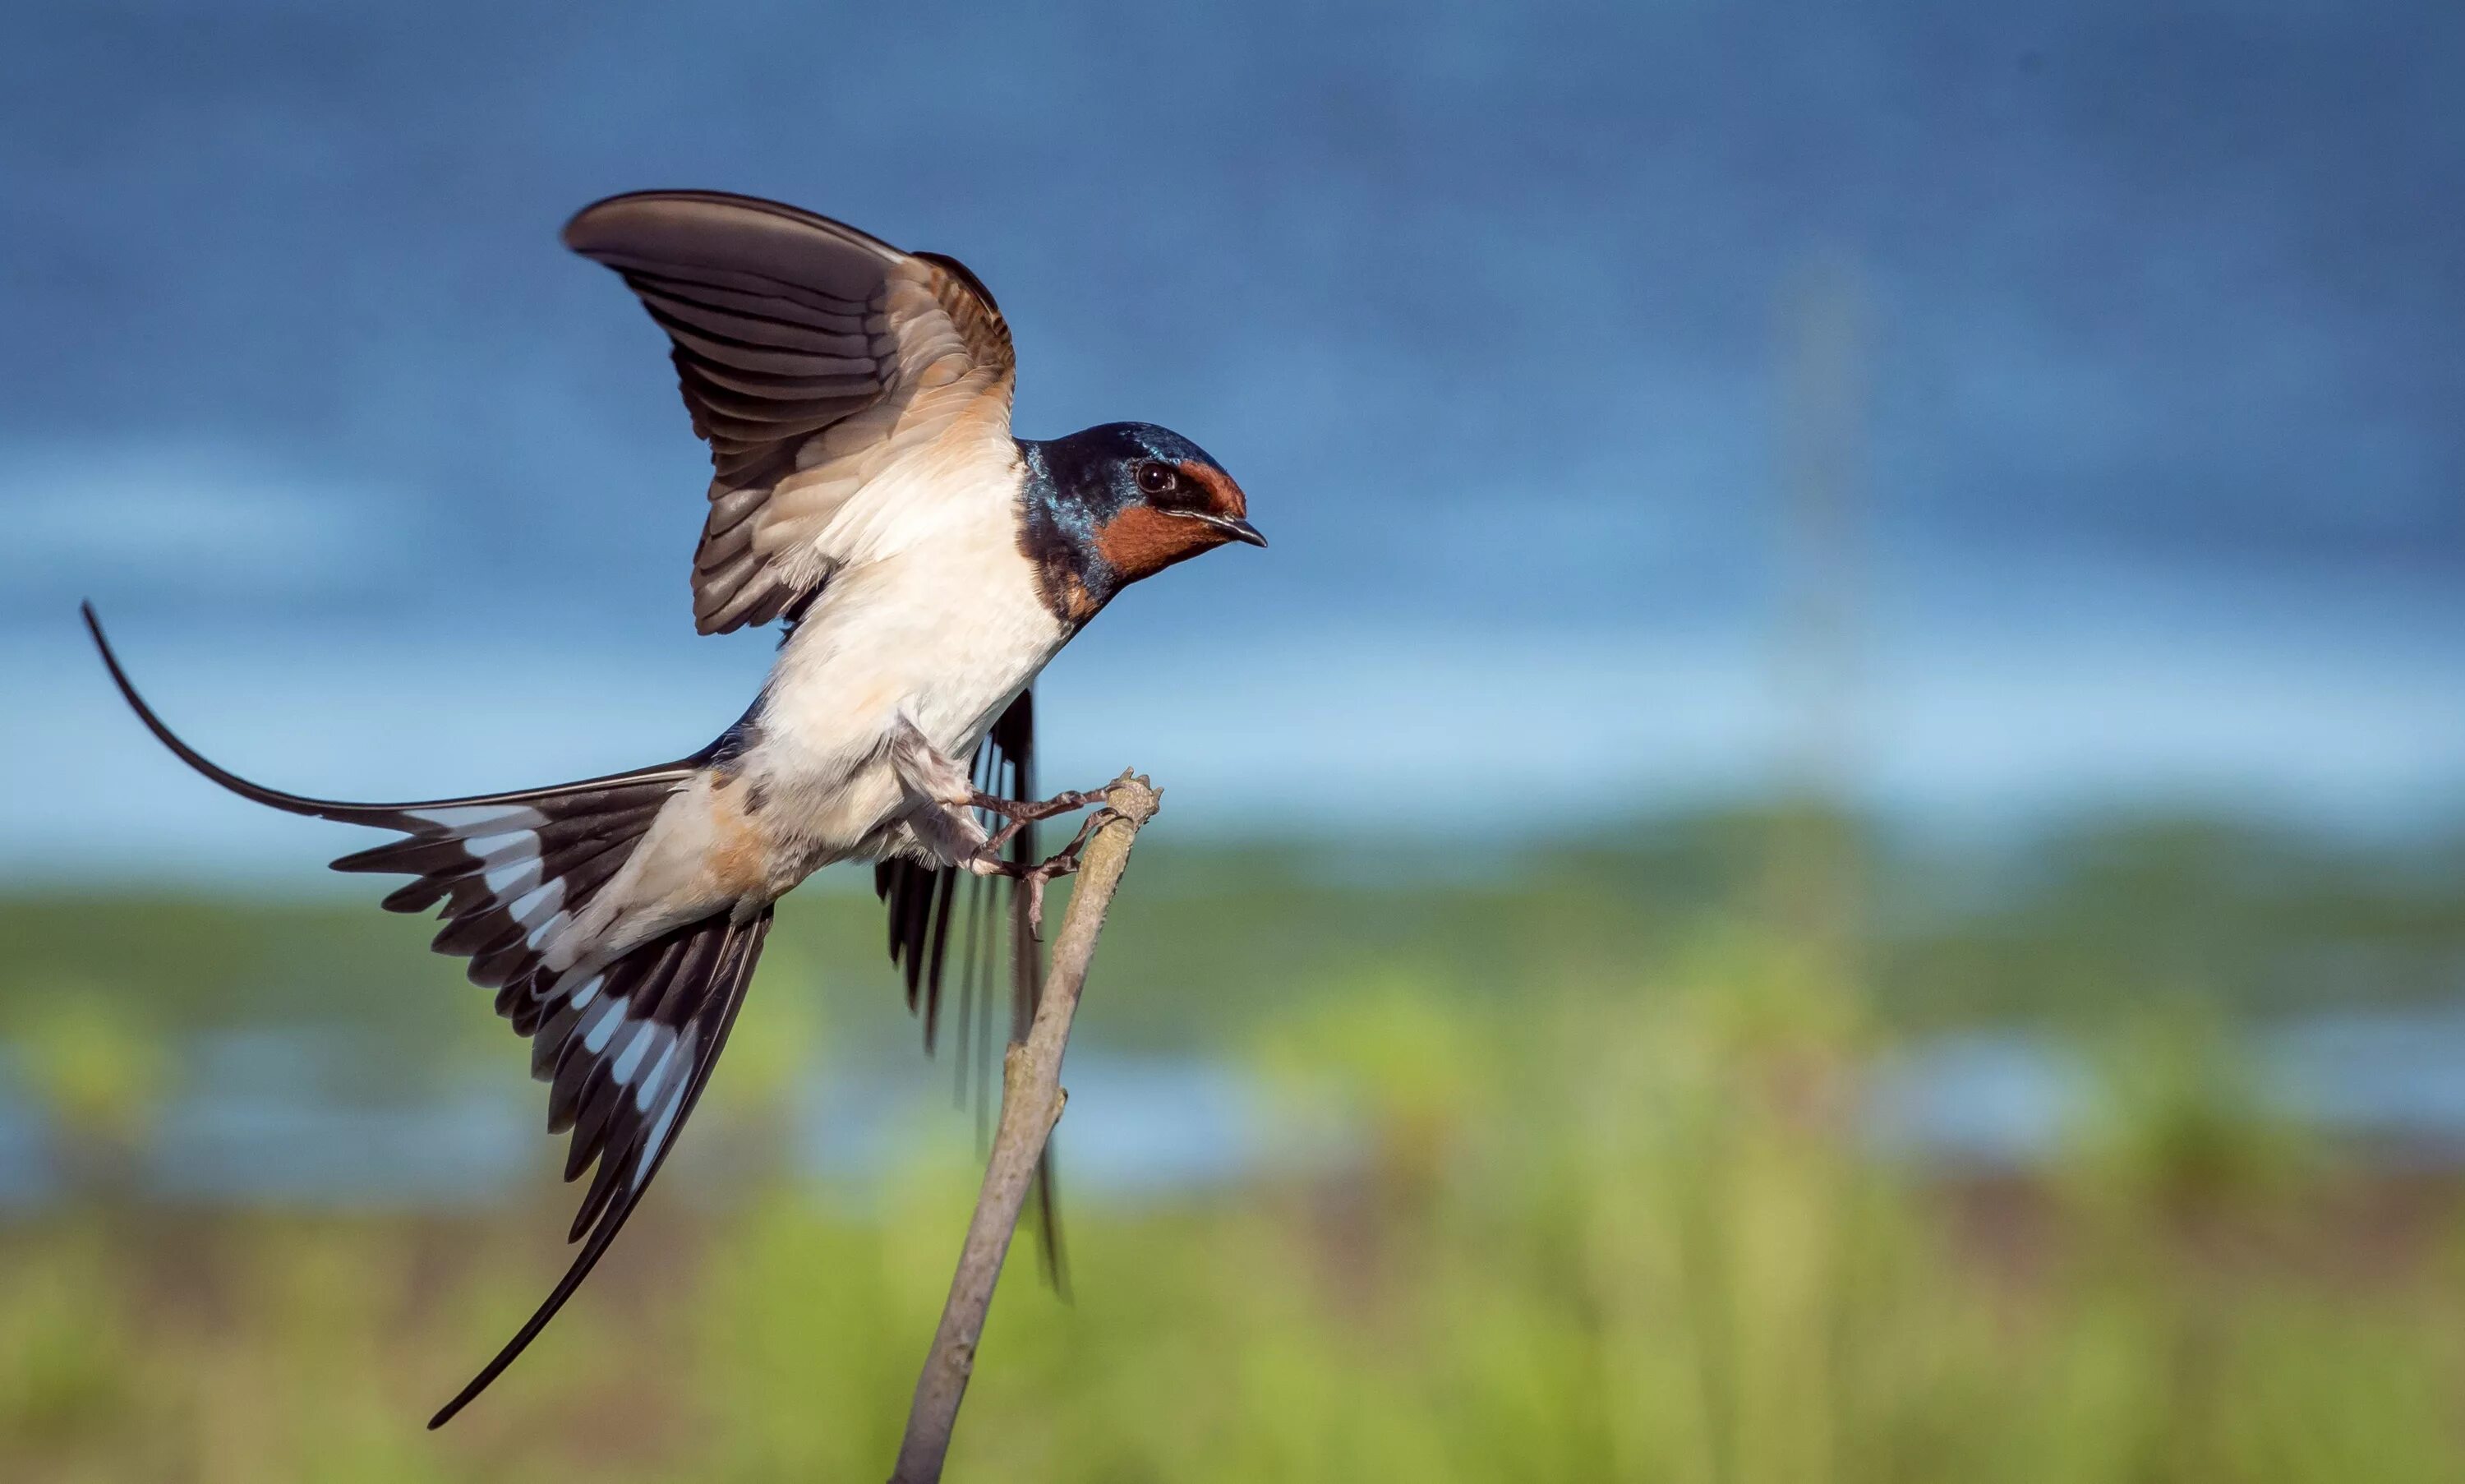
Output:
[3,1,2463,1479]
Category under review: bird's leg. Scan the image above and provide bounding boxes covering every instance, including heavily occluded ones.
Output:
[888,715,1118,933]
[887,714,996,863]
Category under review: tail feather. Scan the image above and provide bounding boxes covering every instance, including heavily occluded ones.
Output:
[429,908,772,1428]
[84,602,700,821]
[83,604,771,1427]
[84,601,711,1000]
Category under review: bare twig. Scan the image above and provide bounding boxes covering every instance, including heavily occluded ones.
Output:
[887,769,1162,1484]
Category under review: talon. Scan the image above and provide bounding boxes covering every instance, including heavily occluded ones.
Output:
[982,816,1031,858]
[968,787,1108,823]
[1024,870,1051,938]
[969,807,1120,938]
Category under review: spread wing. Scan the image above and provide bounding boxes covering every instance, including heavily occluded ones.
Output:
[563,189,1017,634]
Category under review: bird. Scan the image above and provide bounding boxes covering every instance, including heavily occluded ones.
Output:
[80,189,1264,1427]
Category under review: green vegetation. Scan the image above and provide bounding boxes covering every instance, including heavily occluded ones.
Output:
[3,809,2463,1480]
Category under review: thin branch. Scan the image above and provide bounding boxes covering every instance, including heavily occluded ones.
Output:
[887,769,1163,1484]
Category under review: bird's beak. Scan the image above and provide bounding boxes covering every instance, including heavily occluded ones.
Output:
[1208,515,1269,548]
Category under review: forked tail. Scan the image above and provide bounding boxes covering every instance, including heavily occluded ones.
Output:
[81,603,772,1426]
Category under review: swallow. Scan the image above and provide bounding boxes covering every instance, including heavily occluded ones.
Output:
[81,189,1263,1426]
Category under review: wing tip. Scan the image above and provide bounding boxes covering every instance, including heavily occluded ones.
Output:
[561,188,904,265]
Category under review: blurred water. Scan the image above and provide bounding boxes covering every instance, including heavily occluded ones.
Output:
[1864,1031,2081,1168]
[2261,1002,2465,1163]
[8,1003,2465,1211]
[0,1032,1300,1213]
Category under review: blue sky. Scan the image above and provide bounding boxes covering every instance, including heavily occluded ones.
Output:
[3,0,2460,878]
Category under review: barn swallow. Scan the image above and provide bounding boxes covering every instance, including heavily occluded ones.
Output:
[81,190,1262,1426]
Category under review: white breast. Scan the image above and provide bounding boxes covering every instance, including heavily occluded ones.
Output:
[743,456,1067,856]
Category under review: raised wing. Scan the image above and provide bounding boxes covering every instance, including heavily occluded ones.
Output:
[564,189,1017,634]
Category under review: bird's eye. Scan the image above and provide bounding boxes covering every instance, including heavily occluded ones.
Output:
[1136,461,1177,496]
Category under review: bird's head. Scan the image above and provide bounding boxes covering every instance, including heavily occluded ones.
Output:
[1023,422,1264,620]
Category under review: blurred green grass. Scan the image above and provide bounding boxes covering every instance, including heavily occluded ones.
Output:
[4,809,2465,1481]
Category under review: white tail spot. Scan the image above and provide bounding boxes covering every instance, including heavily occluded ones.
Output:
[583,998,627,1053]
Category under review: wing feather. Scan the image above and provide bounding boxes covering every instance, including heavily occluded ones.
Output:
[564,189,1017,634]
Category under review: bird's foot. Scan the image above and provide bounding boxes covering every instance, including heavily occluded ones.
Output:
[970,787,1108,857]
[971,805,1118,938]
[970,787,1106,823]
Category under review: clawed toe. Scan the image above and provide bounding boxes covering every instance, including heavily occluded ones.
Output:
[971,786,1109,860]
[969,787,1106,823]
[971,806,1121,938]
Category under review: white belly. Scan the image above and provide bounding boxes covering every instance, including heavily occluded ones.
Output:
[745,511,1067,860]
